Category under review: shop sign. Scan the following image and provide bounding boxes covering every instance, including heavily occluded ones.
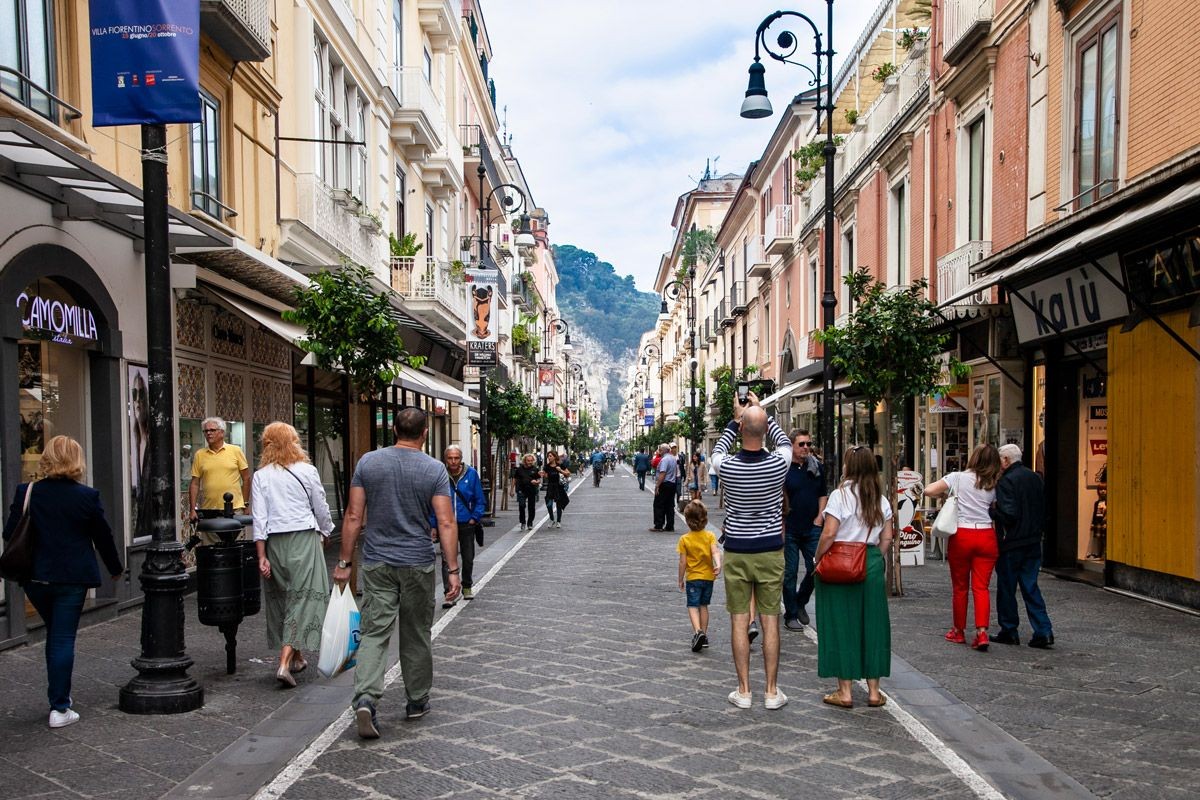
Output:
[466,340,496,367]
[928,384,968,414]
[1122,226,1200,306]
[1085,402,1108,489]
[16,291,99,344]
[1010,256,1128,344]
[897,525,923,552]
[644,414,654,427]
[643,397,654,409]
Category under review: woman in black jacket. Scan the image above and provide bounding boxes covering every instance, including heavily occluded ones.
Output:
[2,436,124,729]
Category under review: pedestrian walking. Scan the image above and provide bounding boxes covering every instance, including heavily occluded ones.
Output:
[990,443,1055,649]
[250,422,333,688]
[814,445,893,710]
[509,453,541,530]
[783,430,826,631]
[633,448,651,490]
[650,444,679,532]
[923,444,1002,651]
[711,393,792,710]
[540,451,571,528]
[188,416,251,541]
[332,407,459,739]
[687,452,707,501]
[436,445,485,608]
[590,448,605,487]
[676,501,721,652]
[2,435,124,728]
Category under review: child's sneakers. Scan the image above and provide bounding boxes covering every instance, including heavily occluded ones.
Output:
[691,631,704,652]
[699,631,709,648]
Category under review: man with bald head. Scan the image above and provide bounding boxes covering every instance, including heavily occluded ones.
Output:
[711,392,793,710]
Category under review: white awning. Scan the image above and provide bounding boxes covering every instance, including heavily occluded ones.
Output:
[220,294,306,348]
[761,378,819,408]
[396,366,478,409]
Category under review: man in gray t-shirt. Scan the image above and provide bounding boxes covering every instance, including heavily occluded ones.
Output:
[334,407,458,739]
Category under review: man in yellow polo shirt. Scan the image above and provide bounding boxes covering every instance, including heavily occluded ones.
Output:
[189,416,251,542]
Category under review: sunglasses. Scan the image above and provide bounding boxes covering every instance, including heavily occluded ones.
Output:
[794,441,812,447]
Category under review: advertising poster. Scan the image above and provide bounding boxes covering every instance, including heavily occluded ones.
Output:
[928,384,968,413]
[1086,402,1108,489]
[464,270,498,366]
[128,364,153,540]
[537,364,555,400]
[89,0,201,126]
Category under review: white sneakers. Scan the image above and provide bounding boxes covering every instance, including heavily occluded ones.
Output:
[764,689,789,710]
[49,708,80,728]
[727,690,752,709]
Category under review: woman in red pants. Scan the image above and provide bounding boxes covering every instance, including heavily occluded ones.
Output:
[924,444,1003,651]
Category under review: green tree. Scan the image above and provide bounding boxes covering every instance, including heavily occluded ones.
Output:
[815,268,968,594]
[284,262,421,401]
[486,379,538,447]
[709,364,767,449]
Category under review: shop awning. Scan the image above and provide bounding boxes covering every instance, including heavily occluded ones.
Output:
[0,118,229,251]
[761,378,819,408]
[396,365,478,409]
[178,239,312,307]
[939,172,1200,307]
[219,294,306,348]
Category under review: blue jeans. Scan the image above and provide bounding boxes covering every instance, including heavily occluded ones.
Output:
[545,494,561,522]
[783,525,821,621]
[994,543,1053,638]
[24,583,88,711]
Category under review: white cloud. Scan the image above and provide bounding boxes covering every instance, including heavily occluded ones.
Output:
[486,0,880,291]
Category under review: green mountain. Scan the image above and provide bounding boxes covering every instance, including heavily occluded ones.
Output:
[552,244,659,427]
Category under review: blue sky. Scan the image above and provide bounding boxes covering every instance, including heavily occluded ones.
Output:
[486,0,880,292]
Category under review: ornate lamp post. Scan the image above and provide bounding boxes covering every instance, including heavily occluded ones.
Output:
[640,342,662,429]
[472,165,536,516]
[659,268,698,460]
[740,4,838,485]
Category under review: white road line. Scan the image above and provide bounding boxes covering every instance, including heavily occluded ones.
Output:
[799,626,1004,799]
[254,482,580,800]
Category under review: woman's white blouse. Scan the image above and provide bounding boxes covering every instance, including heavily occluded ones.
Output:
[825,484,894,545]
[250,463,334,541]
[943,471,996,525]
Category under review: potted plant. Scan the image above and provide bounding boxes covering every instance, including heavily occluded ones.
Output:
[792,136,845,187]
[899,27,927,52]
[447,259,467,283]
[844,108,859,126]
[871,62,897,83]
[389,232,423,258]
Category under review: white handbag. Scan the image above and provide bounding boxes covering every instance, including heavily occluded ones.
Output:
[931,486,959,537]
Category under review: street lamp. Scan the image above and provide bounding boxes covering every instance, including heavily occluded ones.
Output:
[740,4,838,486]
[640,342,663,429]
[660,268,698,461]
[543,315,572,355]
[472,165,536,519]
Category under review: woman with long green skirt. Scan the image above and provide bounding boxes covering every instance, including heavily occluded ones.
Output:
[814,445,894,709]
[252,422,334,688]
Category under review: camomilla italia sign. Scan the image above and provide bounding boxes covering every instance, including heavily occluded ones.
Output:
[16,292,99,344]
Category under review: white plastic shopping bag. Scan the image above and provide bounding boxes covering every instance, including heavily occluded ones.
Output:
[317,583,361,678]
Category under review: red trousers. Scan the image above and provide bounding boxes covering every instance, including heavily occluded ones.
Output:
[947,527,998,631]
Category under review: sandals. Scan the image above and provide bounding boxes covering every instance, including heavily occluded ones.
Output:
[868,694,888,708]
[822,693,853,709]
[289,656,308,674]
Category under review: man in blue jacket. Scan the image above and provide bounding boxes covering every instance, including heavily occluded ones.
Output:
[434,445,485,607]
[633,448,652,490]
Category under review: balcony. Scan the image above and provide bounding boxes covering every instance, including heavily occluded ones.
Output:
[418,0,459,50]
[763,204,793,256]
[746,236,771,280]
[390,256,469,337]
[423,121,463,200]
[510,273,534,311]
[294,174,384,270]
[705,316,717,343]
[718,299,733,329]
[937,240,993,304]
[943,0,994,66]
[200,0,271,61]
[389,67,446,160]
[461,125,503,193]
[729,281,748,317]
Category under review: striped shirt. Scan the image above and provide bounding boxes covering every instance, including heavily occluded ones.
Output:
[711,419,793,553]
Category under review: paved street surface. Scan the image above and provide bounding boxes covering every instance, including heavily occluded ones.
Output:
[1,463,1198,799]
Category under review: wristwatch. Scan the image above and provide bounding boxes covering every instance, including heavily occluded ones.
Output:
[336,559,351,569]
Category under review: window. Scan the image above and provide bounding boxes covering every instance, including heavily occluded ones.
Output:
[314,39,329,181]
[392,0,403,67]
[425,203,435,257]
[315,35,369,199]
[968,118,985,240]
[0,0,55,119]
[889,178,908,286]
[395,166,407,237]
[842,225,855,313]
[423,47,433,83]
[1075,11,1120,209]
[190,92,222,219]
[808,254,819,331]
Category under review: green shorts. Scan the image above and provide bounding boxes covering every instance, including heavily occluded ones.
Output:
[723,549,785,616]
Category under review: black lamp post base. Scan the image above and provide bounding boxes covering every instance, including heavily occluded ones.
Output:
[119,658,204,714]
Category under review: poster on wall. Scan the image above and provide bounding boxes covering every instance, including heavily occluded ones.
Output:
[537,364,555,400]
[88,0,202,126]
[128,364,153,540]
[1085,402,1108,489]
[464,270,498,367]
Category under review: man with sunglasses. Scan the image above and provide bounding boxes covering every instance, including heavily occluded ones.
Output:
[188,416,251,543]
[783,430,827,630]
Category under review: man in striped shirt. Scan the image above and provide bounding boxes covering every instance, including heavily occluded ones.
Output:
[711,392,792,710]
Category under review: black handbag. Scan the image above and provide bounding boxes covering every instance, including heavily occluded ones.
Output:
[0,483,38,583]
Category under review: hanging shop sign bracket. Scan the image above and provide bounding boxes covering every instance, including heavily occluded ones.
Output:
[930,307,1023,388]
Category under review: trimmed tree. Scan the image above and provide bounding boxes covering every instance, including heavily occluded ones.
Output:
[815,269,968,595]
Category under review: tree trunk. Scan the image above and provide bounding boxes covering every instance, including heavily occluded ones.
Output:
[881,396,903,596]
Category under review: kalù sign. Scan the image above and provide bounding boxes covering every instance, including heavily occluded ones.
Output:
[1122,227,1200,307]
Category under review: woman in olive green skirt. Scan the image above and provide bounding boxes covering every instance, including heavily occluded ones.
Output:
[252,423,334,688]
[814,447,894,709]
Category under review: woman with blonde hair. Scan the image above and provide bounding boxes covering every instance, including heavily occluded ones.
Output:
[814,445,893,709]
[2,436,124,728]
[924,443,1003,651]
[251,422,333,687]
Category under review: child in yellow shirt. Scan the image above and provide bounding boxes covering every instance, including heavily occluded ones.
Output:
[677,500,722,652]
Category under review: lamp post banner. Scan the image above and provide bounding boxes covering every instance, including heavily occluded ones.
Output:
[538,365,556,400]
[89,0,201,127]
[464,269,499,354]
